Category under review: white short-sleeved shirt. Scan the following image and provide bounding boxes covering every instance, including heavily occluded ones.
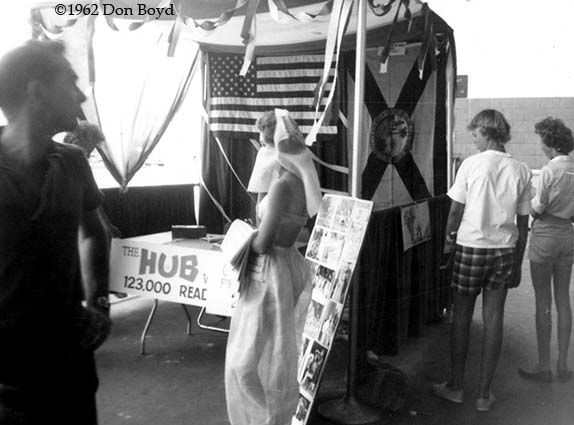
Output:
[532,155,574,219]
[448,150,532,248]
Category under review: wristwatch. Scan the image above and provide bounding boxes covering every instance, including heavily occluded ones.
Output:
[95,296,110,311]
[446,231,457,243]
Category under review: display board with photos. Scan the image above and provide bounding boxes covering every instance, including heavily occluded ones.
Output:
[292,195,373,425]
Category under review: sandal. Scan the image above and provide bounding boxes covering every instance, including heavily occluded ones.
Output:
[518,367,552,383]
[476,393,496,412]
[431,382,464,404]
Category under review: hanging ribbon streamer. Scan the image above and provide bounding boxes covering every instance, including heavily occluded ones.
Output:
[240,0,261,43]
[378,0,404,65]
[416,4,434,79]
[248,137,348,176]
[338,110,349,128]
[239,15,256,76]
[31,7,79,35]
[306,0,353,146]
[268,0,334,24]
[174,0,249,31]
[368,0,395,16]
[167,13,185,57]
[310,151,349,175]
[238,0,260,75]
[199,175,233,224]
[177,0,333,31]
[311,0,344,111]
[102,0,173,32]
[249,139,260,151]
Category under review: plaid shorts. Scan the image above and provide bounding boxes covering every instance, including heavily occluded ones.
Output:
[452,245,515,296]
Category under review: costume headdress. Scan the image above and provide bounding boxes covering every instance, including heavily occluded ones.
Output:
[274,108,322,217]
[246,144,279,193]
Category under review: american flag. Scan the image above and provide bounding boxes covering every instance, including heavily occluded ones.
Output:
[208,53,337,138]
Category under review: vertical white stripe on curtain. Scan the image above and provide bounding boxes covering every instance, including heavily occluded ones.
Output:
[89,18,199,190]
[445,46,455,188]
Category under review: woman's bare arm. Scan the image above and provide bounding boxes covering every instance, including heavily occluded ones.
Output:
[251,180,290,254]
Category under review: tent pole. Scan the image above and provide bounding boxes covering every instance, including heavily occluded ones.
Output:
[318,1,384,423]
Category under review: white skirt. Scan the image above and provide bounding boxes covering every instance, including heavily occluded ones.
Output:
[225,246,312,425]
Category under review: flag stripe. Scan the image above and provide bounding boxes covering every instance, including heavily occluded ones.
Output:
[257,83,333,92]
[256,55,329,64]
[210,123,337,134]
[209,97,331,107]
[257,69,335,79]
[210,110,332,121]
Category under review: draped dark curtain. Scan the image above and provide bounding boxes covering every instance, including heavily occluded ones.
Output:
[199,135,258,234]
[101,184,196,238]
[358,194,451,356]
[309,57,349,194]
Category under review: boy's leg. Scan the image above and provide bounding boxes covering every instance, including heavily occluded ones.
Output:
[449,291,478,390]
[478,287,508,398]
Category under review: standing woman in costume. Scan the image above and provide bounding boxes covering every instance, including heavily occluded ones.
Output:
[518,117,574,383]
[246,111,279,218]
[225,109,322,425]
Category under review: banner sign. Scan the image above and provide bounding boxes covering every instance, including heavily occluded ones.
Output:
[293,195,373,425]
[109,238,238,316]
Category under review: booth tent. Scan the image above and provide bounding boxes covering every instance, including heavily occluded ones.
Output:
[31,0,456,355]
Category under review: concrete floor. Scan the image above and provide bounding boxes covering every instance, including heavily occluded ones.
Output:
[96,256,574,425]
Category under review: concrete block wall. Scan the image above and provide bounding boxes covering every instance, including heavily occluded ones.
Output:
[453,98,574,170]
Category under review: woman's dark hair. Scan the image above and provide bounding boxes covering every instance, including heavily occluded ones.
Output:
[534,117,574,154]
[467,109,511,144]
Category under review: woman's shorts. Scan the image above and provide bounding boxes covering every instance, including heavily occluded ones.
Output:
[452,245,514,296]
[529,215,574,267]
[529,233,574,266]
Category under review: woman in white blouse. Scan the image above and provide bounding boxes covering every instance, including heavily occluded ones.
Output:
[519,117,574,383]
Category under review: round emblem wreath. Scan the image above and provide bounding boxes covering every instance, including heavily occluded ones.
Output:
[370,108,414,164]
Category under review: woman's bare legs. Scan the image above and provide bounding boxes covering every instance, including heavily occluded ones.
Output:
[530,261,553,371]
[553,264,572,372]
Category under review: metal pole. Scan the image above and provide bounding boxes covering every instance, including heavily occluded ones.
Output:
[350,1,366,200]
[318,1,384,423]
[347,0,367,397]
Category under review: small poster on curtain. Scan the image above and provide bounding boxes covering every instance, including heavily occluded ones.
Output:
[400,200,431,251]
[292,195,373,425]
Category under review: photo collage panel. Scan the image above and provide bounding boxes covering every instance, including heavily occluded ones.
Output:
[293,195,373,425]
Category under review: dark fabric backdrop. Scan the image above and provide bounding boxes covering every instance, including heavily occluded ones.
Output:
[358,194,451,357]
[101,184,196,238]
